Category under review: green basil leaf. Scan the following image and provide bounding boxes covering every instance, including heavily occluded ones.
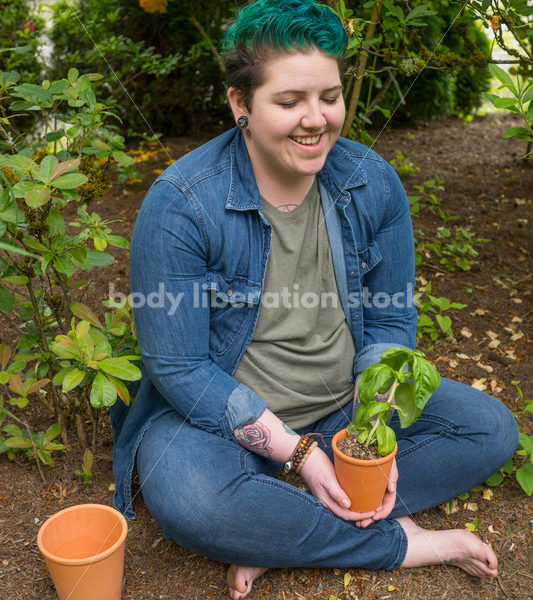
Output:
[412,355,440,409]
[394,381,422,428]
[376,424,396,456]
[358,363,395,405]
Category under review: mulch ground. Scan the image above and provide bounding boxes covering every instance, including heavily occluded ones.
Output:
[0,113,531,600]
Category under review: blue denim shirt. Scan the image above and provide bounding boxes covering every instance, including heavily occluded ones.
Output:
[111,128,417,518]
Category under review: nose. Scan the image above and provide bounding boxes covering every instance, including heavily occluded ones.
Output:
[301,100,326,131]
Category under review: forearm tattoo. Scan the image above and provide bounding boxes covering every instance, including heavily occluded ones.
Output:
[282,422,298,436]
[234,422,273,457]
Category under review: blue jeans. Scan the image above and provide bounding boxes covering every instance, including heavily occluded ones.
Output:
[135,377,518,571]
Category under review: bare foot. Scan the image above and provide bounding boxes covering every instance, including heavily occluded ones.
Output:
[227,565,268,599]
[397,516,498,578]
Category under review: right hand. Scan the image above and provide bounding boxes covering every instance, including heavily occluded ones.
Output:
[299,447,377,525]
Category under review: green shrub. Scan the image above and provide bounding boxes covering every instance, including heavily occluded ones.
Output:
[0,62,140,470]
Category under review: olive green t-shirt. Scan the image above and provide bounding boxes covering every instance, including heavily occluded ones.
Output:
[233,180,355,429]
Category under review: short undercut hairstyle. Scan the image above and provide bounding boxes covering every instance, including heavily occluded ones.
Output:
[222,0,348,111]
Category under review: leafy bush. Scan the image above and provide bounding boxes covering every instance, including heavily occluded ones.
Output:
[46,0,230,137]
[0,61,140,472]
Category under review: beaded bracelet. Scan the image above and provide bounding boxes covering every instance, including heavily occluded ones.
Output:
[295,440,318,474]
[283,432,325,473]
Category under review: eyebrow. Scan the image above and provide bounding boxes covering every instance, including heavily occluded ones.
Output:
[271,85,343,97]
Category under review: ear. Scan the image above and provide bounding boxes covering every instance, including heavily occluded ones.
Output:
[227,87,248,123]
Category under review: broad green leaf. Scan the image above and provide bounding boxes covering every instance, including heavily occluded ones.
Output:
[4,436,32,449]
[436,314,452,335]
[112,150,133,166]
[376,424,396,456]
[98,357,141,381]
[23,238,48,253]
[358,363,395,404]
[12,180,36,198]
[25,185,51,208]
[107,235,130,249]
[2,424,22,437]
[523,84,533,104]
[50,158,80,181]
[492,97,518,110]
[46,209,65,236]
[70,301,103,328]
[0,275,29,284]
[93,236,107,251]
[62,367,86,392]
[53,256,74,277]
[380,347,411,371]
[75,320,91,341]
[0,206,25,224]
[50,336,80,359]
[364,401,390,420]
[52,173,88,190]
[43,422,61,444]
[412,355,440,409]
[37,449,54,466]
[0,285,15,315]
[0,154,34,172]
[394,382,422,428]
[13,83,53,105]
[519,433,533,455]
[503,126,529,138]
[26,378,50,395]
[488,64,515,91]
[39,155,59,183]
[106,374,131,406]
[86,251,115,267]
[68,68,79,83]
[90,371,117,408]
[516,464,533,496]
[501,458,514,475]
[52,366,76,386]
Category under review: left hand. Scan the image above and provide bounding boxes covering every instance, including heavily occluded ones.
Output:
[354,457,398,527]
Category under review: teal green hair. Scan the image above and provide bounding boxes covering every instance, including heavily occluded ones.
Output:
[222,0,347,110]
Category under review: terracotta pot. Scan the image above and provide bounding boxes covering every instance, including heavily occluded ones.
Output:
[37,503,127,600]
[332,429,398,513]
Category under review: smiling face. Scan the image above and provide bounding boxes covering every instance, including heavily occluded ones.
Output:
[227,48,345,194]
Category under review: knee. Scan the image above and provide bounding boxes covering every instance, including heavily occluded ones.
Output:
[478,397,518,469]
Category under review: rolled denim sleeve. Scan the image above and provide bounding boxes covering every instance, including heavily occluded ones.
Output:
[130,179,266,440]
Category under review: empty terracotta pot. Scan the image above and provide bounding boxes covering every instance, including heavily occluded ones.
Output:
[37,503,127,600]
[332,429,398,512]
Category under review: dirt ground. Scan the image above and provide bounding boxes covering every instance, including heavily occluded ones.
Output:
[0,113,532,600]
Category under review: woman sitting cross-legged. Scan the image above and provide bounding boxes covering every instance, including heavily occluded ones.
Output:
[110,2,518,598]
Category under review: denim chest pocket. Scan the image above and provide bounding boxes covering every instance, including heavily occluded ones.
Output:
[206,271,261,355]
[358,241,382,277]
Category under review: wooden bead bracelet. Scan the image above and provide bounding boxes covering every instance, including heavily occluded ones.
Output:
[283,432,325,474]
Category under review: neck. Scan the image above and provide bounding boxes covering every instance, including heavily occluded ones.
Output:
[245,143,317,208]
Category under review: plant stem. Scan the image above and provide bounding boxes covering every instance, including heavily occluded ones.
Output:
[364,364,405,448]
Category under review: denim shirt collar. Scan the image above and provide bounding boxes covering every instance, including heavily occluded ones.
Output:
[224,128,368,212]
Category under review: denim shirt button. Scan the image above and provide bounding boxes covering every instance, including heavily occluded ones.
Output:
[361,262,367,269]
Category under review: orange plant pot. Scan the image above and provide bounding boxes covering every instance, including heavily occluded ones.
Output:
[37,503,128,600]
[332,429,398,513]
